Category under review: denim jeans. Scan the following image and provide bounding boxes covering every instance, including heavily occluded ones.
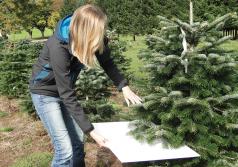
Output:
[30,92,85,167]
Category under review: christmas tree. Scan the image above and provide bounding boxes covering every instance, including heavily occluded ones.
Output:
[130,1,238,166]
[75,67,120,122]
[0,39,43,116]
[0,40,43,98]
[75,67,111,101]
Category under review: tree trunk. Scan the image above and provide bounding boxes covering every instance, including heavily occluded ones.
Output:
[40,30,45,38]
[236,29,238,40]
[27,30,33,39]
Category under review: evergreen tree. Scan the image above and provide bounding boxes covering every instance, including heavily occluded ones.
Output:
[80,99,119,122]
[96,0,161,40]
[75,67,111,101]
[130,1,238,166]
[0,40,43,98]
[154,0,189,21]
[96,0,130,35]
[75,67,121,123]
[0,40,43,116]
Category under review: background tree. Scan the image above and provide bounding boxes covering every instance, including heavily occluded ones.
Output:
[32,0,53,38]
[96,0,160,40]
[0,0,19,38]
[96,0,201,39]
[48,11,60,33]
[14,0,37,39]
[60,0,85,17]
[52,0,64,11]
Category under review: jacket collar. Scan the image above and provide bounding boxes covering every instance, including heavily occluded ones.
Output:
[55,14,72,44]
[54,14,73,54]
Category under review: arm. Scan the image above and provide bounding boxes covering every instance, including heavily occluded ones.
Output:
[48,38,94,134]
[95,37,143,106]
[95,37,129,92]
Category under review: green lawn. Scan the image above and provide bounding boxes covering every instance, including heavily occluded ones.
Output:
[9,28,53,41]
[220,40,238,52]
[120,35,147,79]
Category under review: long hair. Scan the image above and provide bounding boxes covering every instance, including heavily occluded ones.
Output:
[69,4,107,68]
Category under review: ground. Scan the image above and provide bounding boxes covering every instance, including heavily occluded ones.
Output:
[0,93,127,167]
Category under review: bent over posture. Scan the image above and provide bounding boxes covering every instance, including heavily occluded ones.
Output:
[29,4,142,167]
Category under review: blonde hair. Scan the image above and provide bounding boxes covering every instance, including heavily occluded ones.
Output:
[69,4,107,68]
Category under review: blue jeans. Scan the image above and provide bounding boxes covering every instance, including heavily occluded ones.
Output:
[30,92,85,167]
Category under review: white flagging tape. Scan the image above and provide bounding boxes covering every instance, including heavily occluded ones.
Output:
[180,28,189,73]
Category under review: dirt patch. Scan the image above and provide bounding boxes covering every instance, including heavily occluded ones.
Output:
[0,110,52,166]
[0,95,127,167]
[0,96,19,113]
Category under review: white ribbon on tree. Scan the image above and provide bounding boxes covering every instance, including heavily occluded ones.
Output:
[180,27,189,73]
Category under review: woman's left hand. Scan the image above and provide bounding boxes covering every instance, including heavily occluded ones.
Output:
[122,86,142,106]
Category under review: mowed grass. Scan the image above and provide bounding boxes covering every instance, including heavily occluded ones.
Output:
[9,28,53,41]
[120,35,147,79]
[220,40,238,52]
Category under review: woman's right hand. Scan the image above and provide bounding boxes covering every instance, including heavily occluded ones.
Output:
[89,130,109,148]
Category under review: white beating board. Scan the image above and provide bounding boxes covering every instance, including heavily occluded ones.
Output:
[92,121,200,163]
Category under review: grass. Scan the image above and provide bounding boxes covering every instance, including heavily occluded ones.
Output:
[220,40,238,52]
[120,35,148,79]
[0,111,8,118]
[0,127,14,132]
[9,28,53,41]
[10,152,53,167]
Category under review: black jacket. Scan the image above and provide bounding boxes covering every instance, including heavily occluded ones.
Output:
[28,15,129,134]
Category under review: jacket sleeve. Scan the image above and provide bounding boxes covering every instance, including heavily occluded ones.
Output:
[48,39,94,134]
[95,37,129,92]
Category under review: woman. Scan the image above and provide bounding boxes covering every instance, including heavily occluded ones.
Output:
[29,4,142,167]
